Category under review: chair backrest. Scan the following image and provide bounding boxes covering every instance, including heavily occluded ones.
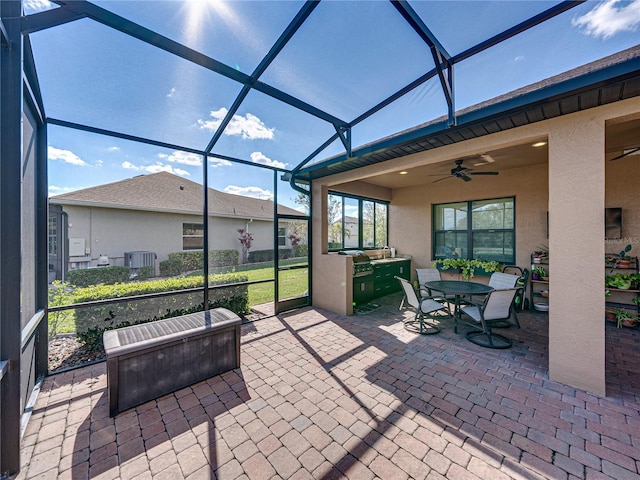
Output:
[416,268,441,285]
[482,288,518,320]
[488,272,519,289]
[396,276,420,310]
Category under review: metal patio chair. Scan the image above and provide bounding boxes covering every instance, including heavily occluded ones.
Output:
[460,288,520,349]
[468,271,522,328]
[395,276,448,335]
[415,268,453,317]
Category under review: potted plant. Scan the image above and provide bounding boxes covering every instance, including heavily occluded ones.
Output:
[607,244,632,272]
[605,273,633,290]
[614,308,637,328]
[435,258,502,281]
[531,266,546,281]
[532,245,549,264]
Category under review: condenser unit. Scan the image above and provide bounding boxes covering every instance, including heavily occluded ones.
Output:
[124,251,156,270]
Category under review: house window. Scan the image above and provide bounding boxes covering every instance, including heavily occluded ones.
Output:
[48,216,58,255]
[433,197,515,263]
[183,223,204,250]
[328,192,388,250]
[278,228,286,246]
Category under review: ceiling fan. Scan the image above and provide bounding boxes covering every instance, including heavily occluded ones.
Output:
[610,147,640,161]
[431,159,499,183]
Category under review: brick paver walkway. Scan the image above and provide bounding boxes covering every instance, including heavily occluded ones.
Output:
[18,293,640,479]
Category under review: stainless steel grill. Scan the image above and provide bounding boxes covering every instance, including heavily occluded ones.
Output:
[352,254,373,277]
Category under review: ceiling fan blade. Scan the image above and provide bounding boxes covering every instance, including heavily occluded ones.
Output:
[460,174,472,182]
[431,176,453,184]
[610,147,640,161]
[469,171,499,176]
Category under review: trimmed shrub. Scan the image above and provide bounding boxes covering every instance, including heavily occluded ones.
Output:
[210,249,239,268]
[159,257,182,277]
[136,266,154,281]
[67,266,130,287]
[162,250,239,275]
[73,272,248,334]
[292,244,308,258]
[248,249,292,263]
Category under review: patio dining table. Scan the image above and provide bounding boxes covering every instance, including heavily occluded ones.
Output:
[424,280,494,333]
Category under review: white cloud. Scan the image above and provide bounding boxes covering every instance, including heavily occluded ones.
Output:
[108,146,120,152]
[344,205,359,214]
[122,161,139,170]
[514,55,524,62]
[95,160,103,167]
[250,151,287,169]
[158,151,202,166]
[48,185,80,197]
[572,0,640,39]
[224,185,274,200]
[208,158,233,168]
[122,161,189,176]
[48,146,88,166]
[198,108,275,140]
[167,87,176,98]
[24,0,52,13]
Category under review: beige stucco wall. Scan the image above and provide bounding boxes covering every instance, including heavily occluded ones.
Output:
[59,205,280,268]
[311,97,640,395]
[390,162,548,273]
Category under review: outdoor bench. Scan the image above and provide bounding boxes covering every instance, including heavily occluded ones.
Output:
[103,307,241,417]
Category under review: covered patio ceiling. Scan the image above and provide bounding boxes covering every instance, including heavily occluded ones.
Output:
[18,0,640,196]
[332,116,640,189]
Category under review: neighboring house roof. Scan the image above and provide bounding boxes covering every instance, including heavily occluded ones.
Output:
[50,171,303,219]
[297,44,640,181]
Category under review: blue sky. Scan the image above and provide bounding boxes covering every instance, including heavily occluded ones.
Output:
[24,0,640,210]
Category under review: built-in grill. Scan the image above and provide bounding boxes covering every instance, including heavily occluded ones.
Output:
[352,253,373,277]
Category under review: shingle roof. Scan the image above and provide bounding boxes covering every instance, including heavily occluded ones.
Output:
[49,172,303,219]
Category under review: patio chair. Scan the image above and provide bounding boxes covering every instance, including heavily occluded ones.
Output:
[468,271,522,328]
[460,288,519,349]
[415,268,453,317]
[395,276,448,335]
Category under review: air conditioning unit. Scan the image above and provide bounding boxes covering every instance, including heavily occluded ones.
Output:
[124,251,156,270]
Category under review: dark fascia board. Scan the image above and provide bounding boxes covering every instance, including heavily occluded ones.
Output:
[297,53,640,181]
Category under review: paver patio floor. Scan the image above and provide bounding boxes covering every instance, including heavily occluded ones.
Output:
[18,293,640,479]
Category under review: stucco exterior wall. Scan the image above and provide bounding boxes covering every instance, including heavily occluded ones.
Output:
[311,97,640,395]
[59,205,280,268]
[390,162,549,273]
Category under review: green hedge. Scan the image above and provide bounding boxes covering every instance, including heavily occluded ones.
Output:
[67,266,131,287]
[136,266,154,280]
[248,249,292,263]
[293,244,308,258]
[73,272,248,334]
[160,250,239,276]
[159,257,182,277]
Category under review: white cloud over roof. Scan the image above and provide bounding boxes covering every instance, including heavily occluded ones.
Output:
[48,146,88,166]
[224,185,274,200]
[198,108,275,140]
[158,151,202,166]
[573,0,640,39]
[122,161,190,177]
[250,151,287,169]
